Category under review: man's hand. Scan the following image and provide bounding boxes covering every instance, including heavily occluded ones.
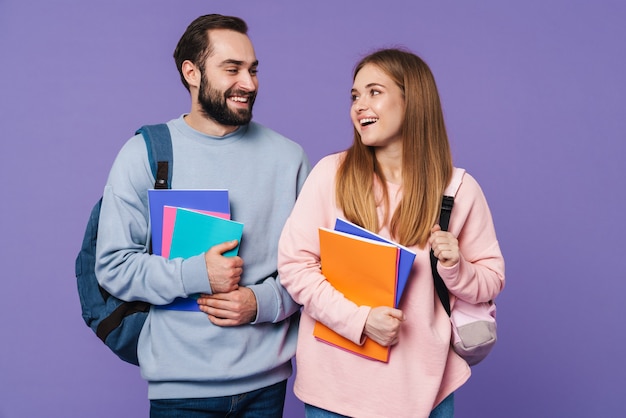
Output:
[429,225,460,267]
[363,306,405,347]
[204,240,243,293]
[197,288,258,326]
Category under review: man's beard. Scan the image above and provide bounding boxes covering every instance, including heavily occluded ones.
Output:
[198,76,256,126]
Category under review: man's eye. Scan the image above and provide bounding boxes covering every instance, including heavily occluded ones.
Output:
[250,68,258,75]
[226,69,238,74]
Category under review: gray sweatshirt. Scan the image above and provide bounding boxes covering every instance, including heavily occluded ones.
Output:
[95,115,310,399]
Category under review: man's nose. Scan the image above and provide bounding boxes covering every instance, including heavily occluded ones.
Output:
[237,71,257,92]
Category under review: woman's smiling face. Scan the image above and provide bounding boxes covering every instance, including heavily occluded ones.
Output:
[351,63,405,150]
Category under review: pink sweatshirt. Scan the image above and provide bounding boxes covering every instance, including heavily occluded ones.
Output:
[278,153,505,418]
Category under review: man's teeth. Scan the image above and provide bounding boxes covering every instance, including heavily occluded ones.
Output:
[360,118,378,126]
[230,96,248,103]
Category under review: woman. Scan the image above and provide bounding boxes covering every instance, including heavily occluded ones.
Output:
[278,48,505,418]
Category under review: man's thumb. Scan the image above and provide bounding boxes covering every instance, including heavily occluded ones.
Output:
[212,239,239,255]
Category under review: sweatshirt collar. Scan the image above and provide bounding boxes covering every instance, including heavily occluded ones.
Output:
[174,114,249,142]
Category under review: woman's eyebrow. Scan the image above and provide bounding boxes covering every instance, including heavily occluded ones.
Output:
[351,83,385,92]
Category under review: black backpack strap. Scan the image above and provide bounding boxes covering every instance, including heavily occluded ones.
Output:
[431,195,455,316]
[136,124,173,189]
[95,301,151,343]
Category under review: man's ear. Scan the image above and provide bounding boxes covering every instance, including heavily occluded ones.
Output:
[182,60,201,89]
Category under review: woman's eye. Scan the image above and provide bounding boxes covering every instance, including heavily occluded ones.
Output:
[370,89,380,96]
[351,94,359,102]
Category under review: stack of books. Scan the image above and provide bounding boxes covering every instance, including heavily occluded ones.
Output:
[314,219,416,362]
[148,189,243,311]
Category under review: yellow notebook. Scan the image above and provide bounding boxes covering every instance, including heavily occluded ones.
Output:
[314,227,399,362]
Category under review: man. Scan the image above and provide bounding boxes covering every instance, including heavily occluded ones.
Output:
[95,14,310,417]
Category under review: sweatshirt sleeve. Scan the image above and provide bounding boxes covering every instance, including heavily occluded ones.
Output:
[95,135,212,304]
[249,151,312,323]
[278,155,371,345]
[437,172,505,304]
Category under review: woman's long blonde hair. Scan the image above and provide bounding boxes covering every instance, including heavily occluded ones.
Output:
[336,48,453,248]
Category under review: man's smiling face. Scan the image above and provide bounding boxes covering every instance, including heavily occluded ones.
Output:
[198,29,259,127]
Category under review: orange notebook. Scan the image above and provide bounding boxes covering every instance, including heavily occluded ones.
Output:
[314,227,399,362]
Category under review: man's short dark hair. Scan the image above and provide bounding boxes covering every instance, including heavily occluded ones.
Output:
[173,14,249,91]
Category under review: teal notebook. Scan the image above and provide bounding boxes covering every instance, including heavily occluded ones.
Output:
[159,208,243,312]
[169,208,243,259]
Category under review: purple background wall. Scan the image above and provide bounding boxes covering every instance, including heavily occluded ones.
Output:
[1,1,624,417]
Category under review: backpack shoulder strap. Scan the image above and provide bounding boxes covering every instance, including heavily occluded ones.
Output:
[439,167,465,231]
[443,167,465,198]
[432,167,466,316]
[136,124,173,190]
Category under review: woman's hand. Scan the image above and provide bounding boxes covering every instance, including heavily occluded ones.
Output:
[429,225,460,267]
[363,307,405,346]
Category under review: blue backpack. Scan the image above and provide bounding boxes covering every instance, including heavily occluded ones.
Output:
[75,124,173,365]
